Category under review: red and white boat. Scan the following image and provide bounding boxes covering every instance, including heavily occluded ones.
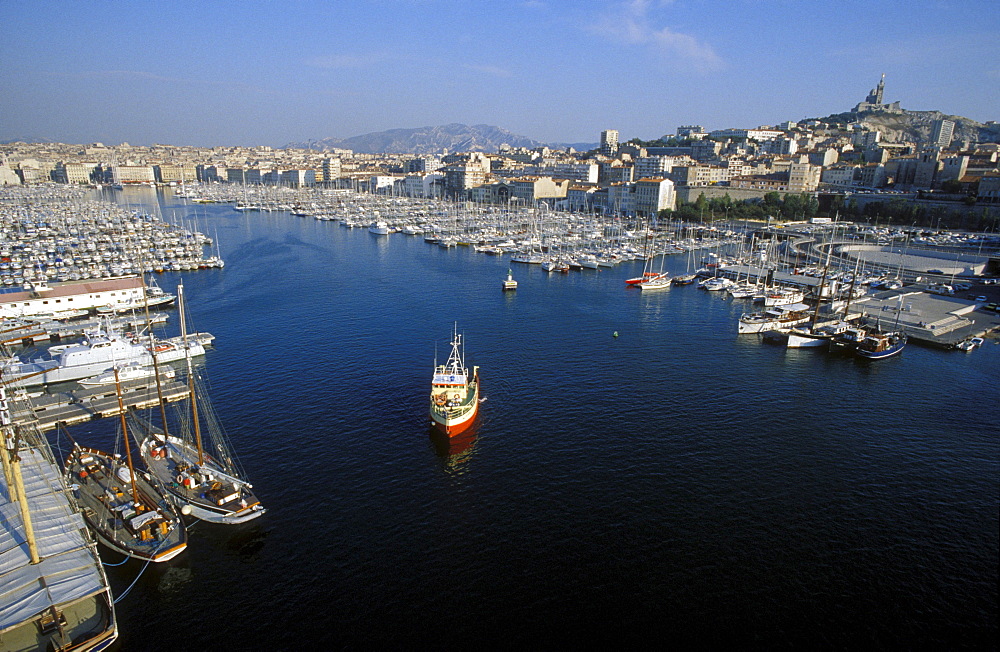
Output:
[430,326,480,436]
[625,271,667,285]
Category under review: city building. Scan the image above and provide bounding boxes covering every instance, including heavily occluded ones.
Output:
[281,169,316,188]
[113,165,156,184]
[633,177,676,215]
[441,152,491,198]
[931,119,955,148]
[600,129,619,156]
[787,160,821,192]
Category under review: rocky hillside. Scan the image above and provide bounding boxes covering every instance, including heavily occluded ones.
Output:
[817,110,999,145]
[286,123,544,154]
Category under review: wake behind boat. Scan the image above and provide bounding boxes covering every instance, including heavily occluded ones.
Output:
[430,325,480,436]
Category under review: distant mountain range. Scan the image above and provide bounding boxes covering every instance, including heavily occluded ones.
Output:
[284,123,596,154]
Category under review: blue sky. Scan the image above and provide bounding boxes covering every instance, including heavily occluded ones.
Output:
[2,0,997,148]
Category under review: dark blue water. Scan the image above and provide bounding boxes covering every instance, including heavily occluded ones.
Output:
[66,190,997,649]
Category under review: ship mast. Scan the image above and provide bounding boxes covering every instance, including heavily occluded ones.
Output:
[113,367,145,526]
[177,284,205,465]
[141,276,170,439]
[1,384,40,564]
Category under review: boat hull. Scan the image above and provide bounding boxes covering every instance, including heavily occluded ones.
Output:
[136,431,266,525]
[430,377,479,436]
[430,371,479,437]
[430,406,478,436]
[65,445,188,563]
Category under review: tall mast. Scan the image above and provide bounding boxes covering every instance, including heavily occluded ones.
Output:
[177,284,205,465]
[114,367,144,523]
[1,385,40,564]
[142,276,170,438]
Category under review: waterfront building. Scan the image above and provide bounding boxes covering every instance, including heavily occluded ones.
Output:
[198,164,226,182]
[155,163,198,184]
[442,152,491,199]
[369,175,402,194]
[14,160,53,184]
[400,173,443,199]
[113,164,156,184]
[281,169,316,188]
[606,182,636,216]
[57,162,97,184]
[633,177,677,215]
[322,157,342,182]
[262,169,284,185]
[242,168,264,185]
[510,176,570,206]
[565,183,598,212]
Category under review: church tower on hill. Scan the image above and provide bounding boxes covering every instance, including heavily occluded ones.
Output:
[853,73,901,114]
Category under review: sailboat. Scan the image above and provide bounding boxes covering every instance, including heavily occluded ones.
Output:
[63,366,188,562]
[130,283,264,524]
[429,325,480,436]
[637,249,672,291]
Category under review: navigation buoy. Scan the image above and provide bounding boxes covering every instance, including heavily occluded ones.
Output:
[613,331,619,338]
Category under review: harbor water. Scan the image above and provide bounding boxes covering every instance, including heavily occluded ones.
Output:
[55,188,997,649]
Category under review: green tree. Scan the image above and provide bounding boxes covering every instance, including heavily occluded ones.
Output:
[762,191,782,208]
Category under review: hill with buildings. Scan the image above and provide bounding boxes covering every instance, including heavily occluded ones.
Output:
[816,109,1000,145]
[287,123,546,154]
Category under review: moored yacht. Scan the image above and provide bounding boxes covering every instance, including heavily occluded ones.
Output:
[738,303,811,334]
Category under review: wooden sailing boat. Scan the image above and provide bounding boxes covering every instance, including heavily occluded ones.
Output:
[129,282,264,524]
[63,367,188,562]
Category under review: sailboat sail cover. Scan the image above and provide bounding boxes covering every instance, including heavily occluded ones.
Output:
[0,448,107,632]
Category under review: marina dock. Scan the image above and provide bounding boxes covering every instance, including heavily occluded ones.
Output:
[11,378,191,433]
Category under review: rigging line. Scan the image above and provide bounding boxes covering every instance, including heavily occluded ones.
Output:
[112,531,173,604]
[113,557,152,603]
